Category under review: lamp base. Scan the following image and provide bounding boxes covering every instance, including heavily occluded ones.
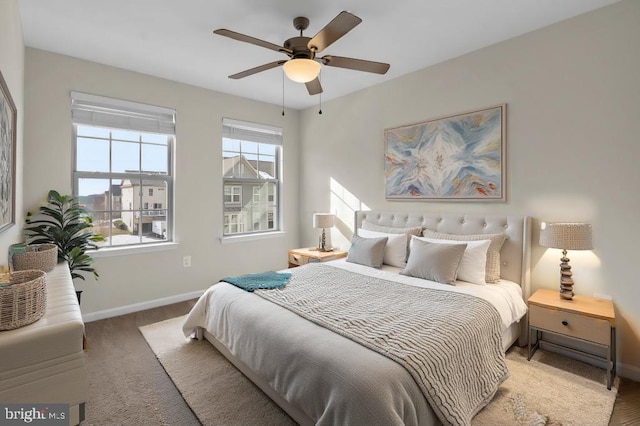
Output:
[309,247,334,252]
[559,250,574,300]
[313,228,333,253]
[559,287,574,300]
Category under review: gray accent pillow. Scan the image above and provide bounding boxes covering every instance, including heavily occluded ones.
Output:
[422,229,507,283]
[346,234,388,268]
[400,239,467,285]
[361,221,422,261]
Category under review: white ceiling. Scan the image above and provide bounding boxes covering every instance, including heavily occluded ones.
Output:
[19,0,619,110]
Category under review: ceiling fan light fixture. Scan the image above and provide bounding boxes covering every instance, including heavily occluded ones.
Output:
[283,59,320,83]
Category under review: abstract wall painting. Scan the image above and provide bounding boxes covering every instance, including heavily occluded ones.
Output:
[0,70,17,234]
[384,104,506,201]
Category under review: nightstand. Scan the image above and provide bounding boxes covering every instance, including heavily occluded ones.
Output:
[527,288,616,389]
[288,247,347,268]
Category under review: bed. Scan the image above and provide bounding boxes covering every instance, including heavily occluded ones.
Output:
[183,211,531,426]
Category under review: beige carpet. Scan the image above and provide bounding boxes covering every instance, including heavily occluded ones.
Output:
[140,316,617,426]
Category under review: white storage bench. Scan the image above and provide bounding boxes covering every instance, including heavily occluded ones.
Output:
[0,263,88,425]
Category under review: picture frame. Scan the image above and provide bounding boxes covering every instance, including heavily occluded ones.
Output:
[0,70,17,234]
[384,104,506,201]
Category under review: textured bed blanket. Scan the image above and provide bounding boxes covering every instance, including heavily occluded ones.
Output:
[256,263,508,426]
[221,271,291,292]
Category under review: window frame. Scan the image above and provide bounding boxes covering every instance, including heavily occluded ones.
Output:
[222,118,282,238]
[71,92,175,249]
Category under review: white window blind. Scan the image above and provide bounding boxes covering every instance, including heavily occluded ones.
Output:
[71,91,175,135]
[222,118,282,145]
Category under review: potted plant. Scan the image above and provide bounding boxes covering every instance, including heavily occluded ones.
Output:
[24,190,105,302]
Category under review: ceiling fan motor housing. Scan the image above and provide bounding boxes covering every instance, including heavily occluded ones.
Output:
[284,36,314,59]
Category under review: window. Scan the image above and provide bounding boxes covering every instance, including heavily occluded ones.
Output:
[72,92,175,247]
[253,186,261,203]
[224,213,244,234]
[222,118,281,236]
[268,185,275,203]
[252,212,261,231]
[224,185,241,204]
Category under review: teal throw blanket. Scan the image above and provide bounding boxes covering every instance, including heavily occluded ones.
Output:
[221,271,291,292]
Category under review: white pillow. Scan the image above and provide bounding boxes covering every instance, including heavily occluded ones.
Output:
[422,229,505,283]
[358,228,408,267]
[412,236,491,285]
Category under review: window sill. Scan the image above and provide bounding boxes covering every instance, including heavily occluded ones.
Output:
[220,231,286,245]
[91,242,179,258]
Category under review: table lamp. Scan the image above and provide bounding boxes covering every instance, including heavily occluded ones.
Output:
[539,222,593,300]
[313,213,335,252]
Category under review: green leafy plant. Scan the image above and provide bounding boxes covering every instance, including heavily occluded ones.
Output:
[24,190,105,281]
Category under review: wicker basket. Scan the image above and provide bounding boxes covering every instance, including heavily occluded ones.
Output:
[12,244,58,272]
[0,270,47,331]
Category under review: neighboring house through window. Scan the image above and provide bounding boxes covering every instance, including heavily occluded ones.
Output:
[222,118,281,236]
[71,91,175,247]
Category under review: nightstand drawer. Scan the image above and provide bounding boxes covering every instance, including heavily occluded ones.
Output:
[529,304,610,345]
[288,252,309,266]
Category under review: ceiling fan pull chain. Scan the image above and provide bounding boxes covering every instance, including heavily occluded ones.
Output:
[318,71,323,115]
[282,70,285,116]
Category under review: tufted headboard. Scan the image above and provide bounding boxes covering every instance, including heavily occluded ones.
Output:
[355,211,532,299]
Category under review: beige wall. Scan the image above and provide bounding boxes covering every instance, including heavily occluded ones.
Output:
[299,0,640,378]
[23,49,300,316]
[0,0,24,259]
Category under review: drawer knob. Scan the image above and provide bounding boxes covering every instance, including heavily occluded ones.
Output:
[561,320,568,326]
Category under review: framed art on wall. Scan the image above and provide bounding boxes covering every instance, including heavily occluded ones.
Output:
[384,104,506,201]
[0,70,17,234]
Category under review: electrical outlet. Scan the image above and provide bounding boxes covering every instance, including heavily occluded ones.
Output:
[183,255,191,268]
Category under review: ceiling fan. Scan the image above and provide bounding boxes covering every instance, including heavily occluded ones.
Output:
[213,11,390,95]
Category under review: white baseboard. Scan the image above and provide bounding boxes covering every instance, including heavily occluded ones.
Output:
[618,362,640,382]
[82,290,204,323]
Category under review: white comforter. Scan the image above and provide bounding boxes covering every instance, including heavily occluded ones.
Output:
[183,260,527,426]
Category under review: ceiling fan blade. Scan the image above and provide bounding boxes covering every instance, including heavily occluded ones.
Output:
[229,60,286,79]
[214,29,291,55]
[321,55,390,74]
[308,11,362,53]
[305,78,323,95]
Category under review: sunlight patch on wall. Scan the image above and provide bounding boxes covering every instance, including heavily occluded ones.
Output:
[330,177,369,249]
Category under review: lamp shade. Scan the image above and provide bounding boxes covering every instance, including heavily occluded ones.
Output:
[539,222,592,250]
[313,213,335,229]
[283,59,321,83]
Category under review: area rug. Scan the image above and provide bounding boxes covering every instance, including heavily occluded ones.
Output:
[140,316,617,426]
